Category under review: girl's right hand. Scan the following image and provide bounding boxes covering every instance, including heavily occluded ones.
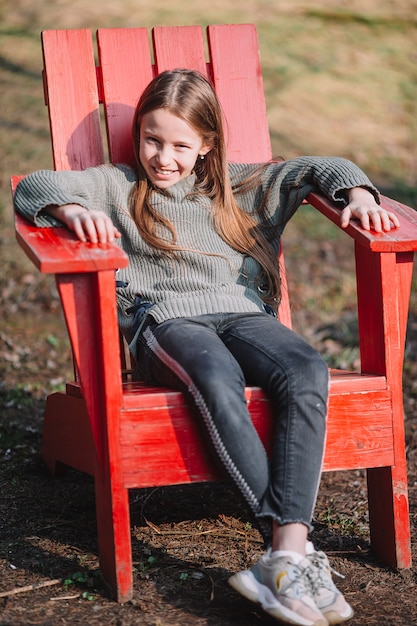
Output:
[45,204,121,243]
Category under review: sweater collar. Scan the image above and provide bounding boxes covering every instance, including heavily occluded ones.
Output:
[152,173,196,201]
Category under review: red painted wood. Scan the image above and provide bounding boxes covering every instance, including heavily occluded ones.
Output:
[42,392,96,476]
[207,24,271,164]
[97,28,154,167]
[309,191,417,252]
[14,213,128,273]
[276,245,292,328]
[42,30,104,170]
[54,271,119,462]
[56,268,133,600]
[53,376,394,485]
[86,269,132,601]
[328,369,387,391]
[10,175,23,192]
[118,390,394,487]
[12,24,416,601]
[152,26,207,76]
[67,368,388,406]
[355,245,413,568]
[323,390,394,470]
[61,376,394,481]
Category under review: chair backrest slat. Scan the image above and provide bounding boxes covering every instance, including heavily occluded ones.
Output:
[152,26,208,76]
[42,29,104,170]
[207,24,272,163]
[97,28,154,166]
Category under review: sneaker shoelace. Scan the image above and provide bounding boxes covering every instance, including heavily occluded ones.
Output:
[306,552,344,596]
[267,556,316,599]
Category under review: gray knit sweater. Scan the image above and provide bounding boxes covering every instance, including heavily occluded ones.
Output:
[14,157,378,343]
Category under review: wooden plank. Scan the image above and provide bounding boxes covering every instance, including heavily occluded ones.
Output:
[119,387,393,487]
[355,245,412,568]
[309,191,417,253]
[323,390,394,470]
[97,28,154,167]
[14,213,128,274]
[328,369,387,391]
[42,30,104,170]
[56,271,124,465]
[207,24,271,163]
[87,269,133,602]
[42,392,96,476]
[120,405,220,486]
[367,466,411,568]
[152,26,207,75]
[10,175,23,193]
[115,371,387,410]
[119,390,273,487]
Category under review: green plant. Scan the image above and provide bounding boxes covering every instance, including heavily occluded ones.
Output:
[1,384,36,409]
[63,571,96,600]
[63,571,89,587]
[319,502,359,536]
[137,555,157,572]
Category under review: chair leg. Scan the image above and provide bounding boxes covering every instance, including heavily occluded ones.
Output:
[367,465,411,569]
[41,393,95,476]
[94,474,133,602]
[42,393,133,600]
[354,247,413,570]
[41,394,68,476]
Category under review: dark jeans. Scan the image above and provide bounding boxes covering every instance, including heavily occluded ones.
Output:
[134,312,329,543]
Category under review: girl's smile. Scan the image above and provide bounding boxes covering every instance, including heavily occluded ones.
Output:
[139,108,211,189]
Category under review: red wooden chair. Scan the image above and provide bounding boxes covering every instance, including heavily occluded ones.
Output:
[11,25,417,602]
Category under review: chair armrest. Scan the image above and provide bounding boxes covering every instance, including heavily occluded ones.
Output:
[11,175,128,273]
[14,212,128,274]
[308,191,417,253]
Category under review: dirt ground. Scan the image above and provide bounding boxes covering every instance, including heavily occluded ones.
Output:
[1,1,417,624]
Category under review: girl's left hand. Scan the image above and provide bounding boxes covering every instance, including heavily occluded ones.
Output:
[340,187,400,232]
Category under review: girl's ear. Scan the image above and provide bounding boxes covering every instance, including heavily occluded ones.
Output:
[199,144,212,157]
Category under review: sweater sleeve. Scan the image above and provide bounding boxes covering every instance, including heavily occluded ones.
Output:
[229,156,380,230]
[13,164,135,227]
[262,156,380,224]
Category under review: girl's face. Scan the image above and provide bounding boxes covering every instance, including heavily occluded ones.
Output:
[139,108,211,189]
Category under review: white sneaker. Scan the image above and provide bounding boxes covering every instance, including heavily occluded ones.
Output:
[305,542,354,625]
[229,549,328,626]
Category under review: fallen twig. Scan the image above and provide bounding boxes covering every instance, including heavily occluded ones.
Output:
[144,517,261,541]
[0,579,61,598]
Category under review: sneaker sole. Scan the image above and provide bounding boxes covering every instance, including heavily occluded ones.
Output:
[323,607,354,625]
[228,570,328,626]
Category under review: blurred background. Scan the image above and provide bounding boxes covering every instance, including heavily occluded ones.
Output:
[1,0,417,389]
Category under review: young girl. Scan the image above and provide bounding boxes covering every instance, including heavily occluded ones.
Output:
[14,69,399,626]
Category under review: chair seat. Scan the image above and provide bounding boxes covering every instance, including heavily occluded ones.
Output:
[59,370,393,488]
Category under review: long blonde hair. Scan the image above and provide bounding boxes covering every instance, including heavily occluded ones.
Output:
[130,69,281,307]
